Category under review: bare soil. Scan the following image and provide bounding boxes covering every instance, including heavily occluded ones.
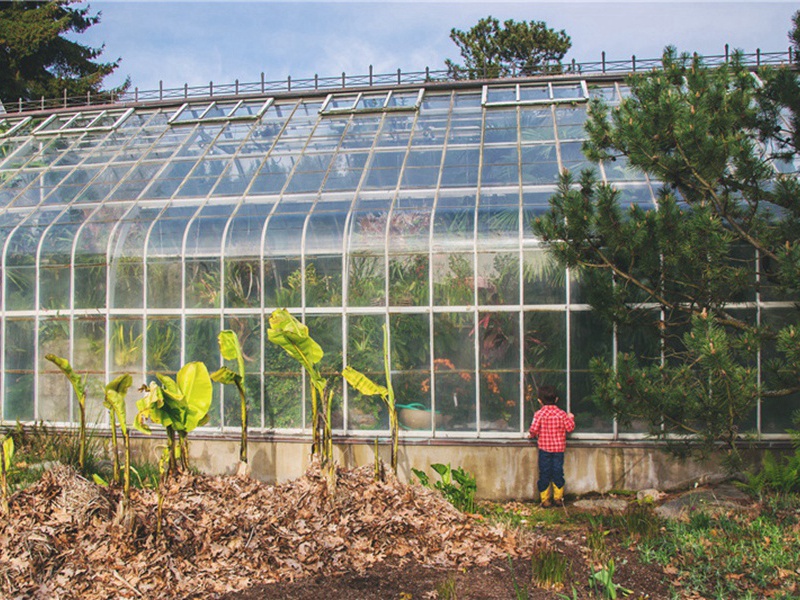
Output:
[0,462,671,599]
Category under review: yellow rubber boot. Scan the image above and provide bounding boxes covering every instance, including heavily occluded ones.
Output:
[553,485,564,506]
[539,485,552,508]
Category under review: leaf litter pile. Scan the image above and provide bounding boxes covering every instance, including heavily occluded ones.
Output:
[0,462,539,599]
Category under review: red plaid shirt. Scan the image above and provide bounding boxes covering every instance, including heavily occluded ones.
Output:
[528,404,575,452]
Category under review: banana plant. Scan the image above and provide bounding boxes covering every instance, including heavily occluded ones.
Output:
[1,435,13,515]
[134,361,213,476]
[211,330,249,466]
[267,309,333,465]
[342,324,399,473]
[45,354,87,471]
[104,374,134,514]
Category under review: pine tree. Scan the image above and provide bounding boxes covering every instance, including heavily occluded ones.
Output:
[533,42,800,468]
[0,0,127,105]
[446,16,571,79]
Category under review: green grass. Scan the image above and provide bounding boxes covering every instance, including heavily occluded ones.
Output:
[638,498,800,599]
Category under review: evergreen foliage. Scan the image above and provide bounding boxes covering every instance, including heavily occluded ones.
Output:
[446,16,571,79]
[533,33,800,467]
[0,0,127,104]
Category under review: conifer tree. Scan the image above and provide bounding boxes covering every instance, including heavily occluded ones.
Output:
[0,0,127,105]
[446,16,571,79]
[533,38,800,468]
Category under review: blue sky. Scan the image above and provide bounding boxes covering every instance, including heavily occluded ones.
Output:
[77,1,798,93]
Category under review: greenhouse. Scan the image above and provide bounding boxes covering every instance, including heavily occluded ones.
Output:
[0,66,796,493]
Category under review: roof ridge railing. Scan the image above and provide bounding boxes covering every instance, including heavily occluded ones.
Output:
[5,46,795,115]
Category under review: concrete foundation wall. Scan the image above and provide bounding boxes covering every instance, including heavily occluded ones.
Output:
[131,436,734,500]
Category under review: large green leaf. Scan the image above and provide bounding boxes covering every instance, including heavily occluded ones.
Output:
[211,366,241,386]
[45,354,86,402]
[267,309,324,374]
[134,383,171,434]
[104,374,133,436]
[157,373,184,402]
[342,366,388,399]
[218,330,245,380]
[177,361,213,433]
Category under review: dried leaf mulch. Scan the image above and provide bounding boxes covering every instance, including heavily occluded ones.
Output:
[0,462,540,599]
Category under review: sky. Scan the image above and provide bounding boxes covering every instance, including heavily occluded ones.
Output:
[75,1,799,93]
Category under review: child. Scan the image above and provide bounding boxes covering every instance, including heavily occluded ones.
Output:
[528,385,575,507]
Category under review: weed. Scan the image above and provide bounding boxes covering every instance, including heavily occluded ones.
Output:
[435,573,458,599]
[586,516,610,562]
[506,555,529,599]
[619,500,662,542]
[530,545,569,588]
[590,559,632,599]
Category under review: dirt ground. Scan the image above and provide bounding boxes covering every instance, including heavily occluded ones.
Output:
[0,462,671,599]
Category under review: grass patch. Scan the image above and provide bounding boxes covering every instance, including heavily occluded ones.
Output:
[531,545,569,588]
[638,499,800,599]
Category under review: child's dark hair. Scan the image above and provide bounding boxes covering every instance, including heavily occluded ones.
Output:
[537,385,559,405]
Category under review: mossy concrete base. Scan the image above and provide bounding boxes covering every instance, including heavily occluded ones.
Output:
[127,434,765,501]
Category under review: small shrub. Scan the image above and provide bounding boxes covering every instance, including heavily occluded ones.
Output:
[412,463,476,513]
[530,545,569,588]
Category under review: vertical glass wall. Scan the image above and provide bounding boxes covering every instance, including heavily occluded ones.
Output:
[0,80,795,439]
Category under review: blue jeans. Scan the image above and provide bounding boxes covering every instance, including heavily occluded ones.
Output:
[537,449,565,492]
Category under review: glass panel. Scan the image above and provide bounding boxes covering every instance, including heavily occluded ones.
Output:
[524,249,565,304]
[478,311,520,431]
[346,314,387,430]
[570,309,613,432]
[73,317,105,375]
[39,208,85,310]
[477,252,519,305]
[307,314,343,429]
[603,154,646,182]
[559,140,594,175]
[761,308,800,434]
[520,144,559,184]
[481,145,519,185]
[109,317,144,422]
[520,108,555,141]
[186,258,221,308]
[146,317,181,374]
[552,83,585,100]
[486,86,517,104]
[389,253,428,307]
[5,211,61,310]
[349,209,386,307]
[38,316,71,421]
[484,109,517,144]
[304,212,345,307]
[355,92,387,111]
[524,310,567,427]
[518,84,550,102]
[362,150,405,190]
[249,154,294,194]
[264,324,303,428]
[555,106,588,140]
[433,312,476,432]
[4,319,35,421]
[376,114,414,147]
[390,313,431,420]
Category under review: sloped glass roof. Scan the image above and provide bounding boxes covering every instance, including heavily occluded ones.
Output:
[0,77,791,439]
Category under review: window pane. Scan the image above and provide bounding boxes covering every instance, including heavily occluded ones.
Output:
[433,312,476,431]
